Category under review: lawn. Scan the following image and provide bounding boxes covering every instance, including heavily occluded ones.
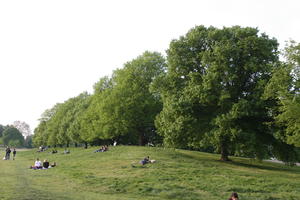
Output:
[0,146,299,200]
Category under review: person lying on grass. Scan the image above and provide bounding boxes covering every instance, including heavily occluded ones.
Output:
[139,156,156,165]
[131,156,156,167]
[94,145,108,153]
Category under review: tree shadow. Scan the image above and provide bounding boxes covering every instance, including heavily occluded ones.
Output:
[176,150,300,174]
[224,160,300,174]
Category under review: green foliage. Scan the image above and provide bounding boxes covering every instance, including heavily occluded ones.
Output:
[32,25,300,163]
[83,51,166,145]
[33,104,61,147]
[154,25,280,160]
[2,126,24,147]
[274,41,300,147]
[263,41,300,162]
[0,124,5,137]
[33,93,91,147]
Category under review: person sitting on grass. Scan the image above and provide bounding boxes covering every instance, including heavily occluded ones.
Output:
[43,159,50,169]
[30,158,43,169]
[228,192,239,200]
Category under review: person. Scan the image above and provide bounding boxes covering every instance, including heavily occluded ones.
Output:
[43,159,50,169]
[103,145,108,152]
[5,146,11,160]
[228,192,239,200]
[94,145,108,153]
[30,158,43,169]
[13,148,16,160]
[140,156,150,165]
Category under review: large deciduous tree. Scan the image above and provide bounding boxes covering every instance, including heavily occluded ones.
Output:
[154,26,279,160]
[2,126,24,147]
[98,51,166,145]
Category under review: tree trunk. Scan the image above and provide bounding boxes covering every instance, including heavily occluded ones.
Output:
[75,143,78,148]
[220,139,231,161]
[139,133,145,146]
[84,142,88,149]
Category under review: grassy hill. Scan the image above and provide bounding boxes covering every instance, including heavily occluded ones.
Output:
[0,146,299,200]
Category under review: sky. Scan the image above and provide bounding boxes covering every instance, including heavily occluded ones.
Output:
[0,0,300,132]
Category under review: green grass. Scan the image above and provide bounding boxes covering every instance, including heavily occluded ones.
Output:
[0,146,299,200]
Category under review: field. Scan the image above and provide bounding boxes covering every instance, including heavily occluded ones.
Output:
[0,146,299,200]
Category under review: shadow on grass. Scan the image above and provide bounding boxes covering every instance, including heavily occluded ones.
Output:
[176,150,300,174]
[225,160,300,174]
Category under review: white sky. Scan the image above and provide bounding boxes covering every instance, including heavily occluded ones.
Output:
[0,0,300,132]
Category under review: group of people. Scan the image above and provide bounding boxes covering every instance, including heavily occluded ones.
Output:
[4,145,240,199]
[94,145,108,153]
[30,158,56,170]
[3,146,16,160]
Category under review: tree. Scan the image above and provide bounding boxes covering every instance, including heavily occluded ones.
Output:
[33,104,61,147]
[264,40,300,161]
[2,126,24,147]
[33,93,91,147]
[97,51,166,145]
[12,121,32,139]
[66,92,91,146]
[0,124,5,137]
[154,26,279,160]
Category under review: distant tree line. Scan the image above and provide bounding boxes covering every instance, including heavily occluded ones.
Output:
[33,25,300,164]
[0,121,33,148]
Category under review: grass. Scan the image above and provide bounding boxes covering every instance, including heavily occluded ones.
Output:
[0,146,299,200]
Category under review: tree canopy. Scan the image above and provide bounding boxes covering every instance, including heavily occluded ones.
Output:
[32,25,300,164]
[153,26,280,160]
[2,126,24,147]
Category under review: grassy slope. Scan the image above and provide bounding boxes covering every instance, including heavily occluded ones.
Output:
[0,146,299,200]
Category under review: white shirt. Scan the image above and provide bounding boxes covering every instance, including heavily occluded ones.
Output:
[34,160,42,167]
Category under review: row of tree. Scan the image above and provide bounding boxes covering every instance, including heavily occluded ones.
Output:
[33,25,300,163]
[0,121,33,147]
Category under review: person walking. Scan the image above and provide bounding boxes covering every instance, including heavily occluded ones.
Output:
[12,148,16,160]
[5,146,11,160]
